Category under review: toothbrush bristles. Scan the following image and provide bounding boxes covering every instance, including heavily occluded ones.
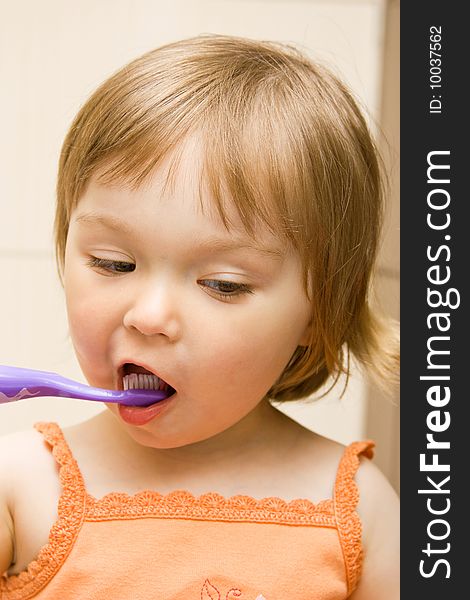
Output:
[122,373,167,392]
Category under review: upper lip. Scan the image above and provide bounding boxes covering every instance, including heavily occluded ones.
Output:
[116,360,175,392]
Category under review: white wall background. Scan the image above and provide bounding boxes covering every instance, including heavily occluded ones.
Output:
[0,0,388,446]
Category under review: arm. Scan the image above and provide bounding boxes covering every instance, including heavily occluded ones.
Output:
[0,435,15,574]
[347,458,400,600]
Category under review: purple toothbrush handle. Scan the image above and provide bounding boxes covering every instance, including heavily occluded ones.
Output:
[0,365,168,407]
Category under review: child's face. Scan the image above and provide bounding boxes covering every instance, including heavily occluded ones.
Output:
[63,141,312,448]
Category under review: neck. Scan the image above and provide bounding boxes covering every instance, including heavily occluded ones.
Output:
[98,398,290,472]
[158,398,283,465]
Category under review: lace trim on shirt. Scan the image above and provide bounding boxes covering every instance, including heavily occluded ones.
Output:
[86,490,335,527]
[0,422,87,599]
[333,440,375,596]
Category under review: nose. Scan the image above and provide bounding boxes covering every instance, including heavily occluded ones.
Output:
[122,278,182,341]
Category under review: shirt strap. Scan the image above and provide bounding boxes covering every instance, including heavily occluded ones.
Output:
[333,440,375,595]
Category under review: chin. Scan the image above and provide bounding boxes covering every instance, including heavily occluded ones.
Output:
[126,427,205,449]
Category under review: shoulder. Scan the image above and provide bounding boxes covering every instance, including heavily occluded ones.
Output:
[355,452,399,517]
[0,426,61,574]
[0,425,56,505]
[0,431,17,573]
[353,452,399,551]
[290,427,400,599]
[349,452,400,600]
[0,426,58,478]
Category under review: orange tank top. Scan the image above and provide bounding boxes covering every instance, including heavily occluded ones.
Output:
[1,423,374,600]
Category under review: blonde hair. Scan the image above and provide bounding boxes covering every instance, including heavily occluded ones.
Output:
[55,34,399,401]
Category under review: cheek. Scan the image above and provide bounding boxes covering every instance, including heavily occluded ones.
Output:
[192,303,305,397]
[64,266,117,380]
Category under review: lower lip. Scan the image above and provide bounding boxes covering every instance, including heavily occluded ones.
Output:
[118,394,175,426]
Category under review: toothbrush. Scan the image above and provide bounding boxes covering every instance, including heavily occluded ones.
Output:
[0,365,169,407]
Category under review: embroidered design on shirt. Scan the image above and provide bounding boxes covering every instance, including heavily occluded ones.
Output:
[200,579,266,599]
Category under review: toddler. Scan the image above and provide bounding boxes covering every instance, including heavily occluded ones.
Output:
[0,34,399,599]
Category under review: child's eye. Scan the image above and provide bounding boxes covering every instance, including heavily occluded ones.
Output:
[87,257,135,274]
[198,279,254,302]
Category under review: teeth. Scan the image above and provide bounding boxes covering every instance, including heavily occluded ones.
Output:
[123,373,169,391]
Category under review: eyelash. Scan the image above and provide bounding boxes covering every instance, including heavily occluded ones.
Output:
[197,279,254,302]
[87,257,135,273]
[86,257,254,301]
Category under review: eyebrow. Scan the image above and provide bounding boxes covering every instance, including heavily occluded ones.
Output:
[74,212,134,234]
[73,211,284,259]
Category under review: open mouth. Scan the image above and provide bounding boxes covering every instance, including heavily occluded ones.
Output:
[119,363,176,398]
